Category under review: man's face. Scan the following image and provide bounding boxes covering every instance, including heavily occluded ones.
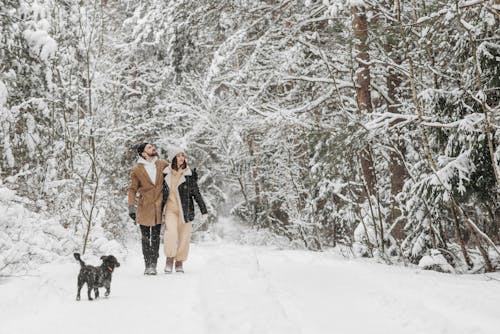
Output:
[143,144,158,157]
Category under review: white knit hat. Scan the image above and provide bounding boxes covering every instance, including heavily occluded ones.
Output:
[168,145,186,161]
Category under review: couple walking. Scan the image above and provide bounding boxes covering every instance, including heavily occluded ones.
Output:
[127,142,208,275]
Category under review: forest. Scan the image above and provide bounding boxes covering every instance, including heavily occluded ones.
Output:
[1,0,499,275]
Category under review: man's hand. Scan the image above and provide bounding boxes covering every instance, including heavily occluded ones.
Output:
[128,206,137,222]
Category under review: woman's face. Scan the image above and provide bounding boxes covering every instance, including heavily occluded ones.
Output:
[176,152,185,166]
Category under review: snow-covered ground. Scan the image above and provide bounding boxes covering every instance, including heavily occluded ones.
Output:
[1,237,500,334]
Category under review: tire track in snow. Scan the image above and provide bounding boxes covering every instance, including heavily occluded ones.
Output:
[252,247,304,334]
[195,243,301,334]
[2,243,499,334]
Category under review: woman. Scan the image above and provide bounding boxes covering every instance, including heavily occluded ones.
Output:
[162,147,208,273]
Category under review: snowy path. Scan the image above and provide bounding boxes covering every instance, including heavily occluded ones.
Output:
[1,242,500,334]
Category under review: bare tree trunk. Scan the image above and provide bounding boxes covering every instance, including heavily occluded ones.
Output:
[484,203,500,243]
[78,5,101,255]
[352,5,372,113]
[386,32,406,239]
[389,142,406,239]
[82,45,99,256]
[247,131,260,223]
[348,158,374,256]
[358,154,381,249]
[353,5,376,197]
[408,56,436,170]
[467,222,494,272]
[451,203,473,269]
[360,147,376,196]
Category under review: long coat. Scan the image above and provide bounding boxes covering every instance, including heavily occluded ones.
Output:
[128,159,170,226]
[163,166,208,223]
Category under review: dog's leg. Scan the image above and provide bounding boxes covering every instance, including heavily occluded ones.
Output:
[94,288,99,299]
[76,275,83,301]
[105,283,110,297]
[87,285,93,301]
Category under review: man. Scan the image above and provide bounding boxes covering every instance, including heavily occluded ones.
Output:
[128,142,169,275]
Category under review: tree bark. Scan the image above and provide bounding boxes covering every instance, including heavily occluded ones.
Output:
[352,5,372,113]
[353,4,376,196]
[247,131,261,223]
[386,21,406,239]
[451,203,473,269]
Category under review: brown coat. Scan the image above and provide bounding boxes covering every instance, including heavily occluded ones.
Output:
[128,159,170,226]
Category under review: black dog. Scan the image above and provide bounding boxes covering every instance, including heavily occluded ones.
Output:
[74,253,120,301]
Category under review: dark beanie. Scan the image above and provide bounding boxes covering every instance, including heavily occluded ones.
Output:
[137,142,149,156]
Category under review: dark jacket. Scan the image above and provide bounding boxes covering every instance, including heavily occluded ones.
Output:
[162,166,208,223]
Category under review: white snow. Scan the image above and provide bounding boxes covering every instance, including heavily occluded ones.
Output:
[460,19,475,32]
[0,188,78,276]
[1,123,15,168]
[419,250,456,273]
[0,185,123,276]
[1,237,500,334]
[347,0,367,8]
[23,29,57,61]
[0,187,16,202]
[0,80,7,107]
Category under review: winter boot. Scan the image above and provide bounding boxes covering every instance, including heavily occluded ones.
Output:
[164,257,174,274]
[150,258,158,275]
[144,260,152,275]
[175,260,184,273]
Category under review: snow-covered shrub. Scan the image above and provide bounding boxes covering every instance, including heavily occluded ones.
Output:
[418,250,455,273]
[0,187,77,275]
[0,185,127,276]
[353,215,377,257]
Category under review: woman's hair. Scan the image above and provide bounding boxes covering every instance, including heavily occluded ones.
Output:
[171,155,187,171]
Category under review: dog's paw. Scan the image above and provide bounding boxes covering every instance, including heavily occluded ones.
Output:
[76,296,80,301]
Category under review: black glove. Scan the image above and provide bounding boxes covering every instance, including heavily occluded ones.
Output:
[128,206,136,222]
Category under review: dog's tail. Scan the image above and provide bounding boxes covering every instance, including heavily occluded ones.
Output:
[74,253,86,267]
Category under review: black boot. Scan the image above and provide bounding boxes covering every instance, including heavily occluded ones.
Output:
[150,225,161,275]
[150,258,158,275]
[140,225,155,275]
[144,258,152,275]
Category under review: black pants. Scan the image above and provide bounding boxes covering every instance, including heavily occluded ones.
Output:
[140,224,161,268]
